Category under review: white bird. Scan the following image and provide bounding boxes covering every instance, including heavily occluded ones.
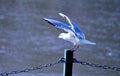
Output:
[44,13,96,51]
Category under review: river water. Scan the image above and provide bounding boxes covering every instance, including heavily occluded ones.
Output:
[0,0,120,76]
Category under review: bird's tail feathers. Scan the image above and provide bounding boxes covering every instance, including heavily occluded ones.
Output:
[82,39,96,45]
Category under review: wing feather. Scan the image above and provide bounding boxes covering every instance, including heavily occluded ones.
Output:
[59,13,85,39]
[44,18,74,34]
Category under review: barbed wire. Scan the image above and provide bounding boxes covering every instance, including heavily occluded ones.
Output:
[73,58,120,71]
[0,58,64,76]
[0,58,119,76]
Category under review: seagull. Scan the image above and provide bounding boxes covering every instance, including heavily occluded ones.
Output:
[44,13,96,51]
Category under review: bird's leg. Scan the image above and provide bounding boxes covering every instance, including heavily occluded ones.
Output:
[74,45,79,51]
[69,45,79,51]
[68,45,76,51]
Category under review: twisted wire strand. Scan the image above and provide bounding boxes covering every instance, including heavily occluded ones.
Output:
[0,58,119,76]
[0,58,63,76]
[73,58,120,71]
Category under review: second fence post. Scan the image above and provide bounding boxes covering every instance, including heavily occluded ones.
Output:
[63,49,74,76]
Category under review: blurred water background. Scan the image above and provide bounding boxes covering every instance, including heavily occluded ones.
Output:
[0,0,120,76]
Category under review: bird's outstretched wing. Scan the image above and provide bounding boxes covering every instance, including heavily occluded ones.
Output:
[44,18,75,34]
[70,21,85,39]
[59,13,85,39]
